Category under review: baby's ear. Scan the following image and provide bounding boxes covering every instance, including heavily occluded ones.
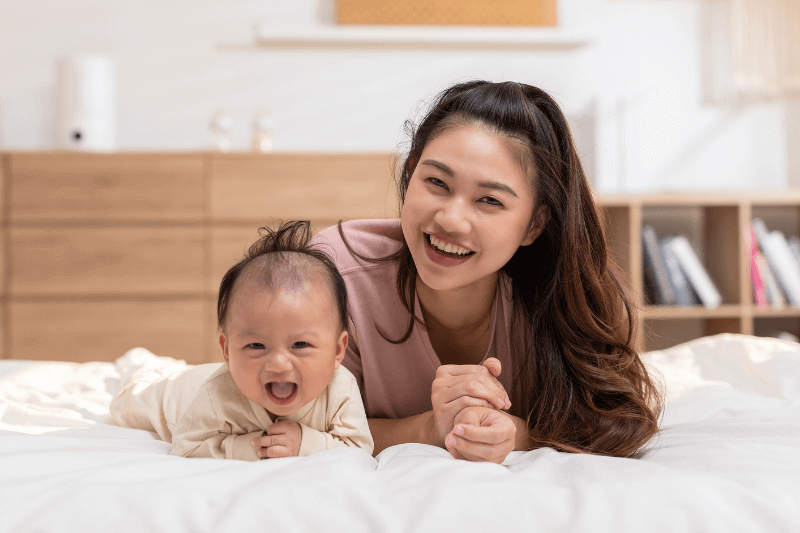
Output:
[333,330,348,369]
[219,332,230,365]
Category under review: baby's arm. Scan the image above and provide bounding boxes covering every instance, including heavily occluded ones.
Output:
[169,387,265,461]
[292,372,374,457]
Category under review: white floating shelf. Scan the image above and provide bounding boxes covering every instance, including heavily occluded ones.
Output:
[242,26,592,50]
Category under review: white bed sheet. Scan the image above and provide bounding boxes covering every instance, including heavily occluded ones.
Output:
[1,333,799,532]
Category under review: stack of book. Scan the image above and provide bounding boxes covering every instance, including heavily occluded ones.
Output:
[747,218,800,309]
[641,225,723,308]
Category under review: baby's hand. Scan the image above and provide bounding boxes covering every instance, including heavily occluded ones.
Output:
[252,421,302,459]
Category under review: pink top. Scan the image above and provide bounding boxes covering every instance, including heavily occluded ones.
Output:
[312,219,515,420]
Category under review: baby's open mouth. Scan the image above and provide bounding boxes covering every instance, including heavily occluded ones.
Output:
[266,382,298,405]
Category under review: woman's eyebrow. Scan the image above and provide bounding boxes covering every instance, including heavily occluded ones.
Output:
[421,159,454,176]
[421,159,518,197]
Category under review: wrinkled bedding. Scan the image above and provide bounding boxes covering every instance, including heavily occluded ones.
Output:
[1,334,799,532]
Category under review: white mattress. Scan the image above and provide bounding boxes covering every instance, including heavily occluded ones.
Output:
[1,333,799,532]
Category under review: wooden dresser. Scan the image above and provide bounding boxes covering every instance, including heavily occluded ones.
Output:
[0,152,396,363]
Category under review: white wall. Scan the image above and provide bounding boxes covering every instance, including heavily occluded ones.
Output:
[0,0,793,192]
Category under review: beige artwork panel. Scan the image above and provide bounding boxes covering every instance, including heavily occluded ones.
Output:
[337,0,557,26]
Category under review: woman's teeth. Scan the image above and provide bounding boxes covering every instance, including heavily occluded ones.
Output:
[428,234,472,256]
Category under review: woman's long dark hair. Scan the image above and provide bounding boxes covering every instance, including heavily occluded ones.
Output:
[343,80,662,457]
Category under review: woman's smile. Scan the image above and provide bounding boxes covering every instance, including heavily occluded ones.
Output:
[424,233,475,267]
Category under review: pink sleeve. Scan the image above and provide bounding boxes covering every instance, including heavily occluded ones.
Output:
[343,316,364,394]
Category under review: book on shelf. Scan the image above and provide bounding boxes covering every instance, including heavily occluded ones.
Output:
[641,225,676,305]
[659,237,700,306]
[745,226,768,309]
[755,251,786,307]
[665,235,723,308]
[788,236,800,264]
[751,218,800,307]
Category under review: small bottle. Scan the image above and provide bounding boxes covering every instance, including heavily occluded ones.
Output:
[209,111,234,152]
[251,111,275,153]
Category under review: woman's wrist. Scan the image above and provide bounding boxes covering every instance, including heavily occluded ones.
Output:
[426,410,444,448]
[509,413,533,451]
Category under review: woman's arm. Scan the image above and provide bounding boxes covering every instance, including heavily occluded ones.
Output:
[368,411,436,455]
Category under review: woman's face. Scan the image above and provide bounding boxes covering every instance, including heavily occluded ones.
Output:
[400,124,543,293]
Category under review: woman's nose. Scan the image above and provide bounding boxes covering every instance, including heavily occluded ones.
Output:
[434,197,472,235]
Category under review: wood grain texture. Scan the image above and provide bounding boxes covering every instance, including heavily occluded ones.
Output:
[0,220,5,297]
[10,227,205,295]
[337,0,557,26]
[210,154,397,222]
[10,153,205,222]
[9,299,206,363]
[0,300,5,359]
[0,154,6,219]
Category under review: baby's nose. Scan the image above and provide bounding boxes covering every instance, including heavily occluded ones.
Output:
[264,351,293,372]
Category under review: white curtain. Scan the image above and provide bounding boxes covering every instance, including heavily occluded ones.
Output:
[702,0,800,105]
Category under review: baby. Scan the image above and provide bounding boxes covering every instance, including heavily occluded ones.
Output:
[111,220,373,460]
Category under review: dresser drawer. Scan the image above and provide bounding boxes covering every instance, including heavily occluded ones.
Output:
[9,299,207,363]
[10,153,205,222]
[210,154,396,221]
[10,227,205,295]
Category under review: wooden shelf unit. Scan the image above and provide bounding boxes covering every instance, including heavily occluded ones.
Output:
[2,151,799,361]
[599,191,800,351]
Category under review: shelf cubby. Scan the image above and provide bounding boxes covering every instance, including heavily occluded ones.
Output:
[598,191,800,351]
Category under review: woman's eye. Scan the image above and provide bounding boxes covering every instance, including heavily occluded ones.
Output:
[479,196,504,207]
[247,343,265,350]
[292,341,310,349]
[426,177,448,190]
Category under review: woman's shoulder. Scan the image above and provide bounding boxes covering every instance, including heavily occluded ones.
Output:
[311,219,403,274]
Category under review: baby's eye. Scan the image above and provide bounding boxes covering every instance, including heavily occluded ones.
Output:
[247,343,265,350]
[426,177,448,190]
[479,196,504,207]
[292,341,310,349]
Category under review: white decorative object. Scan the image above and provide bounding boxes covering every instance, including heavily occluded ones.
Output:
[209,111,234,152]
[251,111,275,153]
[702,0,800,105]
[56,55,117,151]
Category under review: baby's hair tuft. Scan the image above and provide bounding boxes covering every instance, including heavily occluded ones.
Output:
[217,220,348,332]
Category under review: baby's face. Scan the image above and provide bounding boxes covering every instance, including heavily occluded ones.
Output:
[220,277,347,418]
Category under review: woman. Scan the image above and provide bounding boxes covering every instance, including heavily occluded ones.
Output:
[312,80,662,463]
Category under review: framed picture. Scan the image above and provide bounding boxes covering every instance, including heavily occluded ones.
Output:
[337,0,557,27]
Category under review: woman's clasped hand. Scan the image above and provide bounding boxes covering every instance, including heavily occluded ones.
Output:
[432,357,516,463]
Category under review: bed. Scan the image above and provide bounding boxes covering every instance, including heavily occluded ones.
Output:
[1,333,799,532]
